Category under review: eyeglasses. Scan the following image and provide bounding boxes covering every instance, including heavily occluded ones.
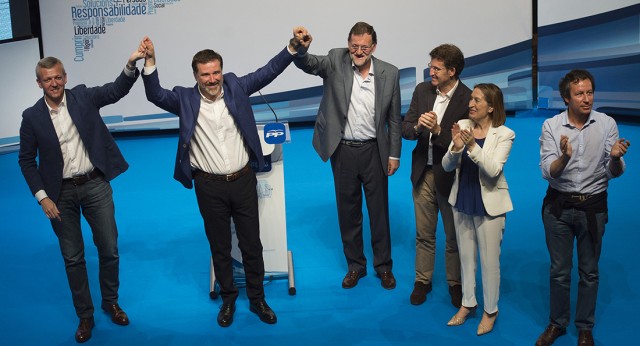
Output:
[39,75,65,84]
[428,63,446,73]
[349,44,373,53]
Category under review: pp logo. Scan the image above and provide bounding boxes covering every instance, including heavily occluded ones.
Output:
[264,122,286,144]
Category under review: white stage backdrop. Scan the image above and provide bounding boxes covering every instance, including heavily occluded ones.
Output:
[0,38,42,150]
[538,0,638,26]
[36,0,531,130]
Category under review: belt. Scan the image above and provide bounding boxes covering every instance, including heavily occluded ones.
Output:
[567,193,592,202]
[62,169,102,186]
[194,164,251,182]
[340,138,376,146]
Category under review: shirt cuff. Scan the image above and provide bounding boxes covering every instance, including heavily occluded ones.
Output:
[124,66,136,78]
[35,190,48,203]
[143,65,157,75]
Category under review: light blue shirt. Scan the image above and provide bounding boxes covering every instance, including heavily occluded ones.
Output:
[539,109,625,194]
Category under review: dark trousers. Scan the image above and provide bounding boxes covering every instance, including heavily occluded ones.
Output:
[330,142,392,274]
[543,204,607,330]
[194,171,265,305]
[50,177,120,319]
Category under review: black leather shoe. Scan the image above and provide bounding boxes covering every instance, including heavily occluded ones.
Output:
[342,269,366,289]
[250,299,277,324]
[578,330,594,346]
[378,271,396,289]
[410,281,432,305]
[535,324,566,346]
[449,284,462,308]
[217,302,235,327]
[75,317,94,343]
[102,303,130,326]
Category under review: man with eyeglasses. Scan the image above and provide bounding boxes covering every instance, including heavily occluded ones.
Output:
[293,22,402,290]
[18,49,145,342]
[401,44,471,307]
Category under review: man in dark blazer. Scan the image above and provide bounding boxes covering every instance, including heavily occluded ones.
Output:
[293,22,402,290]
[401,44,471,307]
[18,50,144,343]
[139,32,305,327]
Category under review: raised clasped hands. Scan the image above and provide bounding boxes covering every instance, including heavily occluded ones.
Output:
[127,37,148,67]
[133,36,155,66]
[290,26,312,54]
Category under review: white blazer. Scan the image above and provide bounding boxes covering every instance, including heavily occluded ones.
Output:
[442,119,515,216]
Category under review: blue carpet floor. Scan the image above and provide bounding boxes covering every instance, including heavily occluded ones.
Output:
[0,117,638,345]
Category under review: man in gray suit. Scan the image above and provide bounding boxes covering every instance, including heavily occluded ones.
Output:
[292,22,402,289]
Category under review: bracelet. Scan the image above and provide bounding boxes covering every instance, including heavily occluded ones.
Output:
[126,63,136,71]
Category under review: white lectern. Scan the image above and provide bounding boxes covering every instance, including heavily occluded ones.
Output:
[209,123,296,298]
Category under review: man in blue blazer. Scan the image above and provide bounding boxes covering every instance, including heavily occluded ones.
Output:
[18,49,144,343]
[293,22,402,290]
[139,32,305,327]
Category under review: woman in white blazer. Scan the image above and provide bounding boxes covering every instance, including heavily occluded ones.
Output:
[442,83,515,336]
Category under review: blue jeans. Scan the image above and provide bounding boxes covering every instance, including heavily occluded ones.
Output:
[542,204,607,330]
[50,177,120,318]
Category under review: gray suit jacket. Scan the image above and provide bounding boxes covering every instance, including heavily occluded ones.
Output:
[294,48,401,171]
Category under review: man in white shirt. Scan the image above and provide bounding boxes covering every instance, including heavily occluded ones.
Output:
[18,48,144,343]
[140,30,308,327]
[401,44,471,307]
[293,22,402,290]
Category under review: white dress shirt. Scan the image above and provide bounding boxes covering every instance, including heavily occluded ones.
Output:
[189,89,249,175]
[428,80,459,165]
[344,62,376,141]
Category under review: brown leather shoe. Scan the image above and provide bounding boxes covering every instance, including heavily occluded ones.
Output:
[75,317,94,343]
[449,284,462,308]
[535,324,566,346]
[378,271,396,290]
[410,282,432,305]
[578,330,594,346]
[102,303,130,326]
[342,269,366,289]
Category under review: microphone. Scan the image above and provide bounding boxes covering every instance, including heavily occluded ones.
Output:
[258,91,286,145]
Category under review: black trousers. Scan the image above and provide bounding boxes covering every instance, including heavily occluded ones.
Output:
[194,171,265,305]
[330,142,393,274]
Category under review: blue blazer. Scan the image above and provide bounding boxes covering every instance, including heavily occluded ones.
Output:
[142,47,295,189]
[18,70,138,203]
